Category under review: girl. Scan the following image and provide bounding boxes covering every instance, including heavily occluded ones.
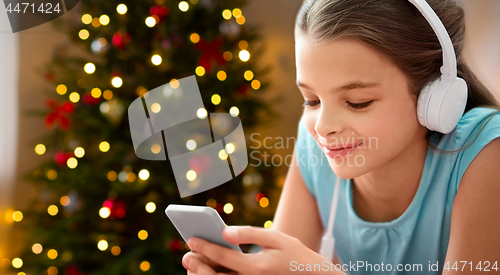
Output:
[182,0,500,274]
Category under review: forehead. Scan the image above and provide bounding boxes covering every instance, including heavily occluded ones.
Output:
[295,36,400,85]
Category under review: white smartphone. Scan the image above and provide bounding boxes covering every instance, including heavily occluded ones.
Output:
[165,204,242,252]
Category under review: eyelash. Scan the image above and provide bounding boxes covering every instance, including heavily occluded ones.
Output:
[302,100,374,109]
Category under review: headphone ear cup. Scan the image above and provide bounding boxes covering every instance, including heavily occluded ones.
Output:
[416,78,440,129]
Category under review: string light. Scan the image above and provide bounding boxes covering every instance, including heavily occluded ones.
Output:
[47,267,58,275]
[244,70,254,81]
[211,94,221,105]
[138,169,149,180]
[251,79,261,90]
[151,144,161,154]
[32,244,43,254]
[223,203,233,214]
[99,15,110,25]
[91,17,101,27]
[138,230,148,240]
[47,249,58,260]
[69,92,80,103]
[145,202,156,213]
[206,199,216,208]
[67,157,78,169]
[111,76,123,88]
[259,197,269,208]
[91,88,102,98]
[190,33,200,43]
[84,63,96,74]
[186,139,196,150]
[12,258,23,268]
[222,9,232,20]
[140,261,151,272]
[12,211,23,222]
[264,220,273,228]
[151,103,161,113]
[97,240,108,251]
[56,84,67,95]
[178,1,189,12]
[217,70,227,81]
[229,106,239,117]
[103,90,113,100]
[99,141,110,152]
[238,40,248,50]
[99,207,111,218]
[169,79,180,89]
[127,172,136,182]
[35,144,46,155]
[47,205,59,216]
[60,196,70,206]
[145,16,156,27]
[186,170,196,181]
[111,246,121,256]
[74,147,85,158]
[47,170,57,180]
[197,108,207,119]
[151,54,162,65]
[223,51,232,61]
[239,50,250,62]
[107,171,117,181]
[116,4,127,14]
[79,29,89,40]
[236,16,246,25]
[195,66,205,76]
[232,8,242,18]
[219,149,228,160]
[81,14,92,24]
[225,143,235,154]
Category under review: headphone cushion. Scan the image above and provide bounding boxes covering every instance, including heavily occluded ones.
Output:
[416,79,439,128]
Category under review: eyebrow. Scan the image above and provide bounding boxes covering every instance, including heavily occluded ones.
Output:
[296,80,380,93]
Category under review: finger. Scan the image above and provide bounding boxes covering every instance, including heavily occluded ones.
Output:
[187,251,237,273]
[188,237,248,273]
[184,251,217,275]
[190,251,220,268]
[222,226,284,249]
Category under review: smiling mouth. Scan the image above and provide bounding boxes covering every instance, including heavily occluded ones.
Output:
[322,143,362,151]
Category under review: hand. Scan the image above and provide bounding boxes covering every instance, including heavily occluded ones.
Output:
[182,226,333,275]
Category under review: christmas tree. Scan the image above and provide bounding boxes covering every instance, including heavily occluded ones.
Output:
[9,0,282,274]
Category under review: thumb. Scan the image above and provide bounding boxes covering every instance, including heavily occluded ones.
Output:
[222,226,283,249]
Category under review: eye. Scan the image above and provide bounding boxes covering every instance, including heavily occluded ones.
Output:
[302,100,320,107]
[347,101,374,110]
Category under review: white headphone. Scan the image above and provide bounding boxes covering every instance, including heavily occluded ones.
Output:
[319,0,468,262]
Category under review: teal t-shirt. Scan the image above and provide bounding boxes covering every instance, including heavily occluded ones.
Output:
[295,107,500,274]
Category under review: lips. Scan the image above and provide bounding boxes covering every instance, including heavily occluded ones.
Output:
[322,143,362,159]
[322,143,362,151]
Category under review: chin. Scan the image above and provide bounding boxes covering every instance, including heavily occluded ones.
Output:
[327,158,366,179]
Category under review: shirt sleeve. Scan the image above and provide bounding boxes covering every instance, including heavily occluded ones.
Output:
[455,108,500,192]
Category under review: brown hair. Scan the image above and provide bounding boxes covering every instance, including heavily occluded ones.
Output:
[295,0,499,154]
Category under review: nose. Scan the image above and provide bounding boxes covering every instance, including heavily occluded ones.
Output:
[314,104,343,143]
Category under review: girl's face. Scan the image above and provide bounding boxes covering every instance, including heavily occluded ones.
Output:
[295,36,428,179]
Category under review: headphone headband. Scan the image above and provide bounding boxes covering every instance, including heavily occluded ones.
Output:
[408,0,457,83]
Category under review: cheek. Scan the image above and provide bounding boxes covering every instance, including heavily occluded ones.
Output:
[302,114,317,137]
[364,101,420,147]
